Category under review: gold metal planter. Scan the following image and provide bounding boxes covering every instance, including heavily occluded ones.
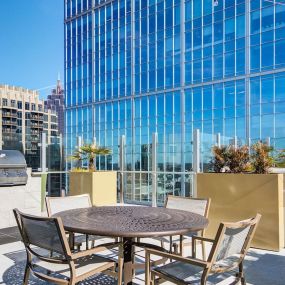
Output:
[197,173,284,251]
[69,171,117,206]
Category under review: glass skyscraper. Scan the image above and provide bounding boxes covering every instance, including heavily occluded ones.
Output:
[65,0,285,202]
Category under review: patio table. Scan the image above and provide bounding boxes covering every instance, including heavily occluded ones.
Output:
[54,205,208,285]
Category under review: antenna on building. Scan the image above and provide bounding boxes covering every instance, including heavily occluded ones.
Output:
[57,72,61,82]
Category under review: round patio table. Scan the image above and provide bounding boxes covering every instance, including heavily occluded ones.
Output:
[54,206,208,285]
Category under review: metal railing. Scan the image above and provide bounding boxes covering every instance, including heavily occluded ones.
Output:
[39,130,276,205]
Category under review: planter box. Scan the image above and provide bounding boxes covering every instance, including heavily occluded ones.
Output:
[197,173,284,251]
[69,171,117,206]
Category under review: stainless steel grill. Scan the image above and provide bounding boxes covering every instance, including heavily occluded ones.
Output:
[0,150,28,186]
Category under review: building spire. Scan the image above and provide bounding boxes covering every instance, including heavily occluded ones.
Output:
[56,72,62,94]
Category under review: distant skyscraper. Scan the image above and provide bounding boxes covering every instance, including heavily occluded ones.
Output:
[44,76,65,136]
[0,84,59,170]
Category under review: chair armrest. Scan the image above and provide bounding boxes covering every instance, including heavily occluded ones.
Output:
[192,236,215,244]
[192,236,214,260]
[71,242,121,260]
[145,247,209,268]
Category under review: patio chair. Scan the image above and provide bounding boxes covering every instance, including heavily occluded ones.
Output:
[165,195,211,257]
[145,214,261,285]
[13,208,123,285]
[144,195,210,259]
[45,194,96,250]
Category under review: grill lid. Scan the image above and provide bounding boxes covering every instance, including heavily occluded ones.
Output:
[0,150,27,168]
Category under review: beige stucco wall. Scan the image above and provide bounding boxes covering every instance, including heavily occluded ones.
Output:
[69,171,117,206]
[197,173,284,251]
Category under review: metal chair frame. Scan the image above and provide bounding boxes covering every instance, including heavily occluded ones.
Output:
[13,208,123,285]
[164,195,211,258]
[145,214,261,285]
[45,194,95,250]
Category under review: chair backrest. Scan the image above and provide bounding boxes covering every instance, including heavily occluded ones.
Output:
[208,214,261,271]
[13,209,71,258]
[165,195,211,218]
[46,194,92,216]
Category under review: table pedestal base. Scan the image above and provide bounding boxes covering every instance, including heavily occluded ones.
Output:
[123,238,134,285]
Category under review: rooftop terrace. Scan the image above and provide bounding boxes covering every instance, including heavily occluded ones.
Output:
[0,226,284,285]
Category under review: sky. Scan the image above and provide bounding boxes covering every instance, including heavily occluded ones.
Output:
[0,0,64,99]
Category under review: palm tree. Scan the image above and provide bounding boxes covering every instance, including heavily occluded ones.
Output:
[72,144,111,171]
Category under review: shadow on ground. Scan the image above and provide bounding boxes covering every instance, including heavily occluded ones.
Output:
[2,250,117,285]
[1,248,285,284]
[243,250,285,285]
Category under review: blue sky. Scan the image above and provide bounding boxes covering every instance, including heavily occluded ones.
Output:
[0,1,64,99]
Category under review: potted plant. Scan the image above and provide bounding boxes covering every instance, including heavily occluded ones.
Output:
[69,144,117,206]
[197,142,284,251]
[71,144,112,171]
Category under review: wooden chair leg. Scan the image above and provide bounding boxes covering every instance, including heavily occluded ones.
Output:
[201,241,206,260]
[239,262,246,285]
[117,246,124,285]
[86,234,89,250]
[23,264,30,285]
[151,272,156,285]
[173,243,179,254]
[179,235,183,256]
[132,244,136,278]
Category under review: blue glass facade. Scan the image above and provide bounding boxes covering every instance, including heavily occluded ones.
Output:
[65,0,285,202]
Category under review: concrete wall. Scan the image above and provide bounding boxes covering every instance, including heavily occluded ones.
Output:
[0,168,42,229]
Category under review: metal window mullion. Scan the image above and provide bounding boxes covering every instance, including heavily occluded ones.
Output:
[104,6,107,101]
[259,76,262,140]
[180,0,185,197]
[131,0,135,97]
[222,0,225,79]
[81,16,84,105]
[245,0,250,142]
[98,11,102,101]
[191,0,194,83]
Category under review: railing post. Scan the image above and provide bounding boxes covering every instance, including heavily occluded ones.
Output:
[216,133,221,147]
[192,129,200,198]
[40,132,47,172]
[233,136,238,149]
[193,129,200,174]
[119,135,125,204]
[152,133,158,207]
[76,136,83,168]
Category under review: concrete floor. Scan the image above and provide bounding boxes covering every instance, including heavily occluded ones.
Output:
[0,231,285,285]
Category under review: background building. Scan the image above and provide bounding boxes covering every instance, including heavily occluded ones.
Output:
[65,0,285,202]
[44,76,65,136]
[0,84,59,170]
